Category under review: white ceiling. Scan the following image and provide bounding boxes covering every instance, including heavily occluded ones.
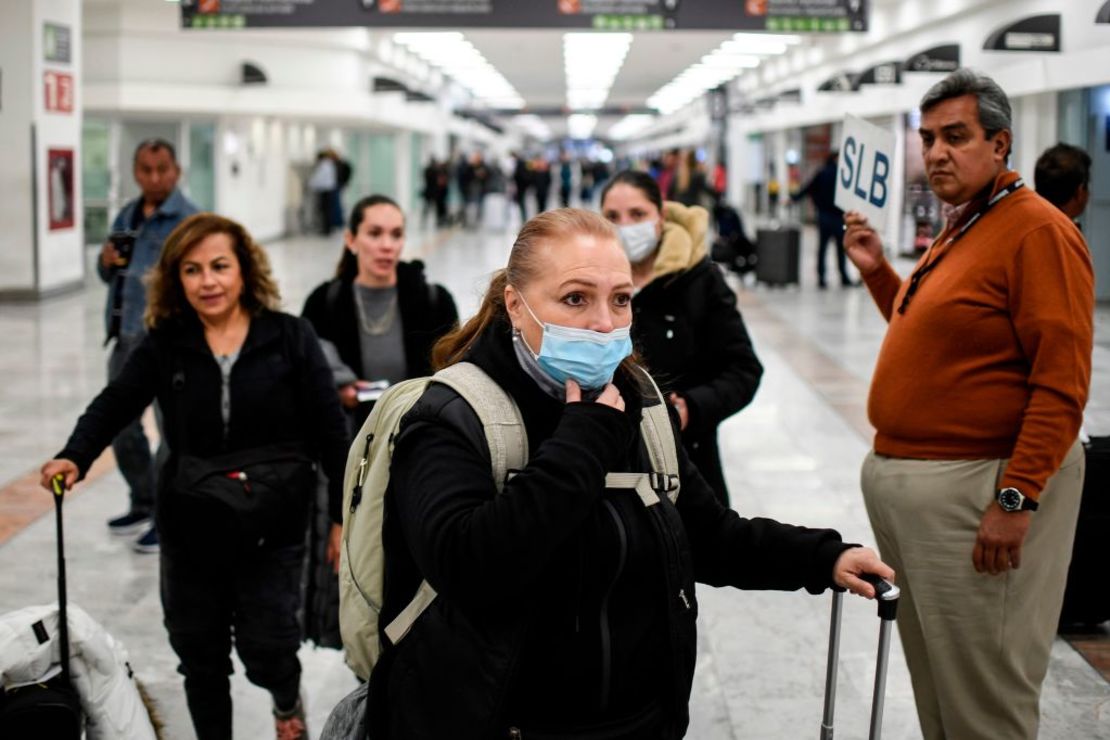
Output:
[465,29,734,111]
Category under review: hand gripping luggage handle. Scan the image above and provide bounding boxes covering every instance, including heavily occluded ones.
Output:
[51,475,72,684]
[820,574,899,740]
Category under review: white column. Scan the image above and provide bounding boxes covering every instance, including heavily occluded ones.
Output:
[396,131,413,215]
[1013,91,1058,180]
[0,0,83,298]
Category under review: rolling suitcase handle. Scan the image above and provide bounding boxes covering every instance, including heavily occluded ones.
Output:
[50,474,73,684]
[820,573,900,740]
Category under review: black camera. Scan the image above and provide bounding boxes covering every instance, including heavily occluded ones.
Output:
[108,230,138,267]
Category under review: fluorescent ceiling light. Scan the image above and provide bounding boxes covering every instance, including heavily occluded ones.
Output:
[608,114,655,141]
[393,32,524,109]
[646,32,799,115]
[564,33,632,112]
[514,114,552,141]
[567,113,599,140]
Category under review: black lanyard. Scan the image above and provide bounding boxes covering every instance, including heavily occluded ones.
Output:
[897,179,1024,315]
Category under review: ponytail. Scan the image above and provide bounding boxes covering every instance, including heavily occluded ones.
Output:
[432,269,509,369]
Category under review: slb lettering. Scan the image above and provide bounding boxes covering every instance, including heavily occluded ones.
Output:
[839,136,889,208]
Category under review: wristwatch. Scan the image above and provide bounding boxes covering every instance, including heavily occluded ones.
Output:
[996,487,1038,512]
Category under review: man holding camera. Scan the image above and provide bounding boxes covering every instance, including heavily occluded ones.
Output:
[98,138,198,553]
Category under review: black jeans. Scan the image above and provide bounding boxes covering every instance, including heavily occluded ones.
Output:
[161,541,305,740]
[816,219,850,286]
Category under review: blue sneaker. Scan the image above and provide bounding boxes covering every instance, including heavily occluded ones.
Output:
[107,511,151,537]
[132,526,159,554]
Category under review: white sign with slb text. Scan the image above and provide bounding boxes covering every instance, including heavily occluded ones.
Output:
[834,114,895,232]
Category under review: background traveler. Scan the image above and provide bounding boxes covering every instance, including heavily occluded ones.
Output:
[1035,142,1091,221]
[601,170,763,506]
[98,137,199,553]
[794,151,853,289]
[300,194,458,647]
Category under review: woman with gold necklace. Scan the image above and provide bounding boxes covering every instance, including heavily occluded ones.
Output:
[302,194,459,430]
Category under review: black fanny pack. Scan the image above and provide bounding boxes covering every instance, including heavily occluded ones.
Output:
[171,442,316,544]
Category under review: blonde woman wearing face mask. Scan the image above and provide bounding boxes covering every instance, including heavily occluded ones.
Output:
[601,170,763,507]
[364,208,892,739]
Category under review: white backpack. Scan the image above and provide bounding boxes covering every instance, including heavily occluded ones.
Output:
[337,361,680,681]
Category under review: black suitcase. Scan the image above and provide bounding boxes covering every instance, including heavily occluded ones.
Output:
[756,227,800,286]
[0,476,83,737]
[1058,437,1110,629]
[711,205,758,275]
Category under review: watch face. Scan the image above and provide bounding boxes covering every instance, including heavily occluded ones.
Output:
[999,488,1022,511]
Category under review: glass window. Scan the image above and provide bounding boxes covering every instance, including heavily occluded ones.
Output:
[188,122,216,211]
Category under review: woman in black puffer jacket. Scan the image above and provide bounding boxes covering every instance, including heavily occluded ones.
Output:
[300,195,458,648]
[366,208,892,739]
[302,194,459,432]
[600,170,763,507]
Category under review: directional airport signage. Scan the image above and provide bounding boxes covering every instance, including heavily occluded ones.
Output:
[904,44,960,72]
[983,14,1061,52]
[834,114,895,232]
[180,0,869,32]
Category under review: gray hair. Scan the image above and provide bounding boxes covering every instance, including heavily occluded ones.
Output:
[920,68,1012,140]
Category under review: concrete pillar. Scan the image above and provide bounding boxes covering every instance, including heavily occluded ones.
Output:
[0,0,84,299]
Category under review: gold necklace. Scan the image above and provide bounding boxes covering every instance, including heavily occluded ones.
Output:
[354,288,398,336]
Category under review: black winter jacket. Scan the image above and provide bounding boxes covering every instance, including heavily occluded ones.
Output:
[301,260,459,385]
[367,318,849,739]
[633,256,763,500]
[57,311,350,536]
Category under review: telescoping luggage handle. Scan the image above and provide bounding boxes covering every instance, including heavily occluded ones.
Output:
[820,573,899,740]
[50,474,73,684]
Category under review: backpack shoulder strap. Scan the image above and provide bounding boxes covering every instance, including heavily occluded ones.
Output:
[638,368,681,500]
[431,361,528,492]
[382,363,526,648]
[604,367,682,506]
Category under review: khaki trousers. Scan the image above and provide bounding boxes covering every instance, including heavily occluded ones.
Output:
[861,442,1084,740]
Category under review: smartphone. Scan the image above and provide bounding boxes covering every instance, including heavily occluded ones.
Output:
[356,380,391,403]
[108,230,138,267]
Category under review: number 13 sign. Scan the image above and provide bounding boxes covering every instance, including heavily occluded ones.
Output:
[44,71,74,114]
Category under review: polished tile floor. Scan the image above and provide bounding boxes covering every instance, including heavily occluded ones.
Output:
[1,218,1107,739]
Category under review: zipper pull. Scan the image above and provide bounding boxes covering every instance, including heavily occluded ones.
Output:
[679,588,691,610]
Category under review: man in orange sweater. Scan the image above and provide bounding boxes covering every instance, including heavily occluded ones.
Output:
[844,69,1093,740]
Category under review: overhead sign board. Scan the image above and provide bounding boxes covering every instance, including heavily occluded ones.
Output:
[817,71,859,92]
[904,44,960,72]
[857,61,901,86]
[834,114,895,232]
[180,0,869,31]
[984,14,1061,52]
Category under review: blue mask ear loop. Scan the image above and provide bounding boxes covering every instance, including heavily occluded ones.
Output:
[511,287,545,358]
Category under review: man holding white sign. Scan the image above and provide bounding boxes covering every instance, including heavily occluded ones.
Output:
[844,69,1093,740]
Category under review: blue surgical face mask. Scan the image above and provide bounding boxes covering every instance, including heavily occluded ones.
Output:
[514,291,632,391]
